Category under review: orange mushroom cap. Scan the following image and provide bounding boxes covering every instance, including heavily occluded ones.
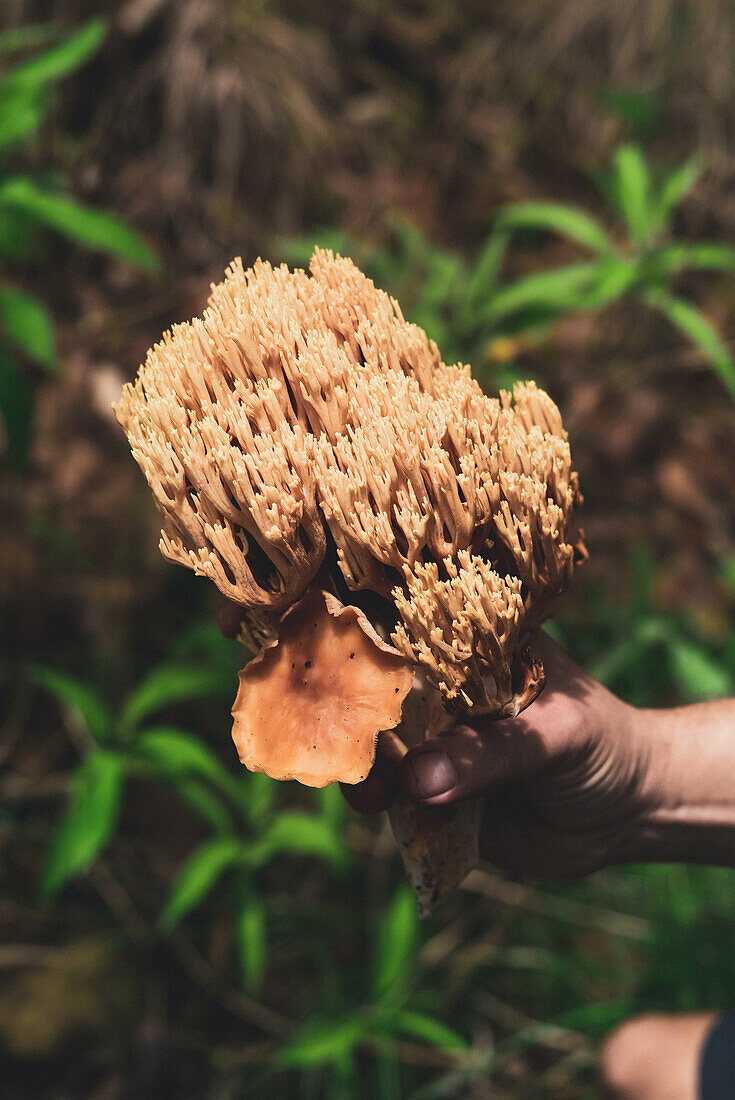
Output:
[231,590,414,787]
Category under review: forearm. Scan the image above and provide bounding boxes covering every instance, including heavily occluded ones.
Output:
[623,699,735,866]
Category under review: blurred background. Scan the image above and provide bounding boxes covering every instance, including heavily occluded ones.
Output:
[2,1,735,1096]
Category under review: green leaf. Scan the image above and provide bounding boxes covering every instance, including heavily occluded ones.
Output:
[372,884,419,1000]
[0,285,57,369]
[467,229,510,310]
[314,782,348,832]
[482,261,602,326]
[642,288,735,400]
[655,157,702,227]
[495,202,613,255]
[236,887,267,994]
[0,177,160,274]
[279,1018,363,1068]
[136,727,231,784]
[120,664,233,732]
[0,342,34,467]
[0,87,48,149]
[31,666,112,741]
[42,750,125,896]
[0,205,34,262]
[390,1009,469,1050]
[255,813,347,868]
[4,19,106,91]
[644,243,735,280]
[158,837,244,930]
[669,639,732,700]
[170,621,242,667]
[611,144,653,247]
[578,256,639,308]
[239,770,276,824]
[171,777,233,834]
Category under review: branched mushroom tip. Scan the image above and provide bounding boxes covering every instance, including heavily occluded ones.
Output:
[115,248,584,784]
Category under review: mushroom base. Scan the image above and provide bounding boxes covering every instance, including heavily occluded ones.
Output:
[387,656,546,915]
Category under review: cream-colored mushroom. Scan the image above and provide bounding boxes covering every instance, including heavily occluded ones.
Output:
[115,248,584,792]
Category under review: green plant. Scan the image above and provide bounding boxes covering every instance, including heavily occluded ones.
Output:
[281,143,735,398]
[34,629,349,996]
[553,547,735,709]
[271,883,468,1095]
[0,18,159,467]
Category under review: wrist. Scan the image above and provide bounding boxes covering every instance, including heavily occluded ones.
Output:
[618,702,735,867]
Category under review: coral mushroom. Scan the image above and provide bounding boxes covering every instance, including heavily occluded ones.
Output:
[115,247,583,802]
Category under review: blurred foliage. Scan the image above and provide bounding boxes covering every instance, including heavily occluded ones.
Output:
[281,144,735,398]
[0,18,158,468]
[3,3,735,1097]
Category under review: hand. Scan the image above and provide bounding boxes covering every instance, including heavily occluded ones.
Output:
[344,632,652,879]
[219,599,735,876]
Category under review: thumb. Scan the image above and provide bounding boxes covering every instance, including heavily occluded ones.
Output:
[399,721,550,807]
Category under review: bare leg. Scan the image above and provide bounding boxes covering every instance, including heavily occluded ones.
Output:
[600,1012,717,1099]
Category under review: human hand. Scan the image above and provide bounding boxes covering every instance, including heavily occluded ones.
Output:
[220,598,735,877]
[343,632,652,879]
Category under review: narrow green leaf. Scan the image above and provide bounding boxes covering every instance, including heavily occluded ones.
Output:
[31,666,112,740]
[5,19,106,90]
[239,770,276,824]
[656,157,702,226]
[467,229,510,310]
[0,205,34,262]
[42,750,125,896]
[643,288,735,399]
[171,777,233,834]
[482,261,601,325]
[0,342,34,467]
[256,812,347,867]
[495,202,613,255]
[0,285,57,369]
[158,837,244,930]
[372,884,419,1000]
[0,87,48,149]
[236,887,267,994]
[390,1009,469,1050]
[279,1018,363,1068]
[0,177,160,273]
[314,782,348,832]
[669,639,732,700]
[170,621,242,667]
[589,638,650,688]
[611,144,652,247]
[644,243,735,280]
[577,256,639,308]
[136,727,231,784]
[120,663,233,732]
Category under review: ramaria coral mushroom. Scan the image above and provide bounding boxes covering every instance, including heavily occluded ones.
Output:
[114,248,584,796]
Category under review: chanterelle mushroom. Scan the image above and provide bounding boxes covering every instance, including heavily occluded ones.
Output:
[115,249,584,906]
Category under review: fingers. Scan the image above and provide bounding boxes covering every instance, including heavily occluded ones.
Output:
[340,753,397,813]
[218,599,247,639]
[399,720,551,807]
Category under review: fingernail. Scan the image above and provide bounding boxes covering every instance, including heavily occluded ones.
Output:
[405,751,457,799]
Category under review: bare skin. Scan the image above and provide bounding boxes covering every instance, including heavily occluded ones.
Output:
[220,601,735,1098]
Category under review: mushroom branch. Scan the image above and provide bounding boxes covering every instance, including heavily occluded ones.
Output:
[115,249,584,906]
